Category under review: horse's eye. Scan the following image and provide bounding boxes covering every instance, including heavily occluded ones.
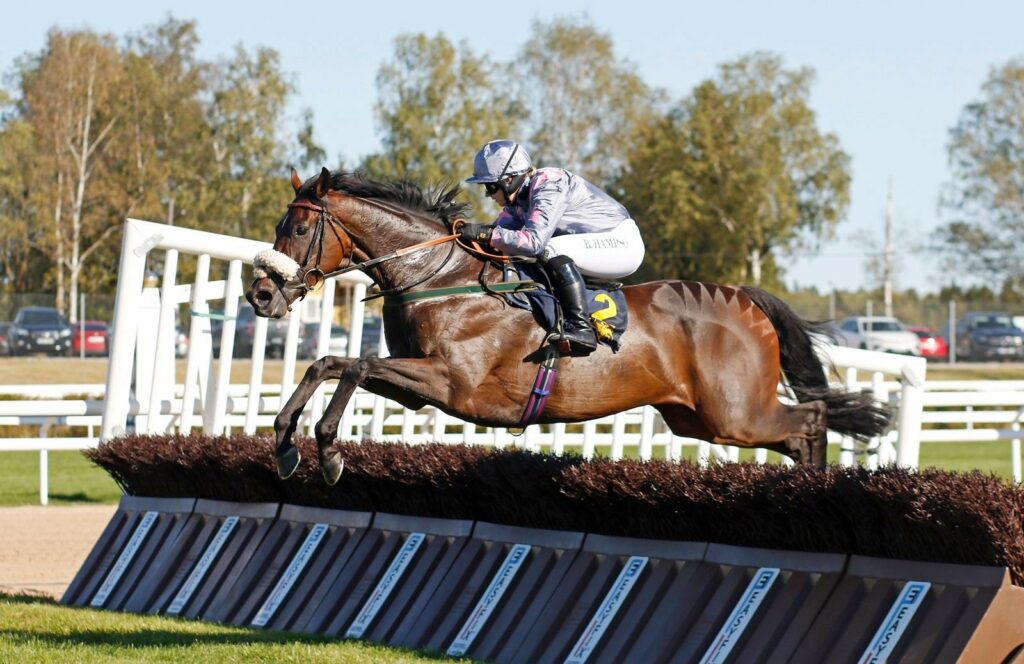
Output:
[295,226,308,236]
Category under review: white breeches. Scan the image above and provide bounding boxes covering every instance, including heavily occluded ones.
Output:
[544,219,645,279]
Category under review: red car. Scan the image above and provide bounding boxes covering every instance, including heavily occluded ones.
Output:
[72,321,109,356]
[907,325,948,361]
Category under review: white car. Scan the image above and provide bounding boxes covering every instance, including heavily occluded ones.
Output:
[835,316,920,355]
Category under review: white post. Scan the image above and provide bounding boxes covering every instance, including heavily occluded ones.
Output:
[208,260,242,434]
[133,287,161,433]
[146,249,179,434]
[179,254,211,434]
[39,449,48,506]
[840,367,858,467]
[639,407,654,461]
[101,220,150,440]
[279,311,302,406]
[610,413,625,460]
[869,372,887,470]
[1012,409,1023,484]
[582,420,597,459]
[895,357,927,469]
[307,279,337,435]
[551,422,566,455]
[243,316,268,435]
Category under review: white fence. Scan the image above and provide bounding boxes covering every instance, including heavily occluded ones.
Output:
[19,218,1024,505]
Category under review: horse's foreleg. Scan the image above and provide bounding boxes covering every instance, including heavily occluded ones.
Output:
[274,356,356,479]
[313,356,451,485]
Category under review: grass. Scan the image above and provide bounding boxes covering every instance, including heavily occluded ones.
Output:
[0,451,122,505]
[0,592,462,664]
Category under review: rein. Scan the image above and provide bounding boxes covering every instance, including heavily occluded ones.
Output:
[259,197,525,303]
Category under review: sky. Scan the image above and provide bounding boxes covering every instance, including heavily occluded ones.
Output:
[3,0,1022,294]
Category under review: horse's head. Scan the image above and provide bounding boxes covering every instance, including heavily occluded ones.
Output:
[246,167,353,318]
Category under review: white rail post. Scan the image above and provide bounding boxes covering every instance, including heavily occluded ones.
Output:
[206,260,242,434]
[179,254,211,434]
[639,407,654,461]
[582,420,597,459]
[102,220,152,440]
[243,316,269,435]
[1012,408,1023,484]
[146,249,179,434]
[839,367,858,467]
[869,372,887,470]
[39,447,48,506]
[895,357,927,470]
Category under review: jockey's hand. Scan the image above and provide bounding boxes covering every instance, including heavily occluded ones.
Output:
[459,222,492,245]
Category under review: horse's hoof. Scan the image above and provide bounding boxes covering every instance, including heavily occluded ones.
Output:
[321,454,344,486]
[276,447,301,479]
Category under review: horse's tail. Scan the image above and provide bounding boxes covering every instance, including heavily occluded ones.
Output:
[740,286,891,441]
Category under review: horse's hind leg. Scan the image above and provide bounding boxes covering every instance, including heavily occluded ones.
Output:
[704,398,828,469]
[274,356,355,479]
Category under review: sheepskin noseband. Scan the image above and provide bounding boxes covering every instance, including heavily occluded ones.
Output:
[252,249,301,280]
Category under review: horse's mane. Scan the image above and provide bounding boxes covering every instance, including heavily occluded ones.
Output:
[302,172,471,225]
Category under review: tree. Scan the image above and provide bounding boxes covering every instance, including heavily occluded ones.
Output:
[0,93,45,293]
[618,52,850,287]
[17,28,124,320]
[514,16,662,186]
[362,32,518,215]
[118,17,210,228]
[938,58,1024,287]
[204,44,293,239]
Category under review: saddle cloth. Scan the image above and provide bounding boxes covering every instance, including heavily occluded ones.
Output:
[502,263,629,352]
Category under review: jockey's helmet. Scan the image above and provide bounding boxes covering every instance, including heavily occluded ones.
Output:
[466,139,533,197]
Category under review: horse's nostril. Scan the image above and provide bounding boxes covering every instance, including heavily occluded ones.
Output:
[254,290,272,305]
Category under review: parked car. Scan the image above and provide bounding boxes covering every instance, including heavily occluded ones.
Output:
[328,325,350,357]
[834,316,920,355]
[0,322,10,356]
[8,306,74,356]
[906,325,948,361]
[951,311,1024,362]
[71,320,109,356]
[211,303,292,358]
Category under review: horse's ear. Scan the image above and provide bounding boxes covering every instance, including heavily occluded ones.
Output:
[290,168,302,193]
[314,167,331,199]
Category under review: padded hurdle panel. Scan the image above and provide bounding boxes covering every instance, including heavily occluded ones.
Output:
[397,521,584,658]
[60,495,195,609]
[123,500,278,617]
[791,556,1018,664]
[509,534,708,664]
[298,512,472,643]
[204,504,371,629]
[636,543,846,663]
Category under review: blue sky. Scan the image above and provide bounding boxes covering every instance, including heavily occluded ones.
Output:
[3,1,1022,293]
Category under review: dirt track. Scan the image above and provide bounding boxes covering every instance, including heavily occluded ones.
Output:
[0,504,116,598]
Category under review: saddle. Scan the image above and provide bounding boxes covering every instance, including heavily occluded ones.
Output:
[501,263,629,352]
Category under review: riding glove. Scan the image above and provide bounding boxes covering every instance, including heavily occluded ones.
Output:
[459,223,492,245]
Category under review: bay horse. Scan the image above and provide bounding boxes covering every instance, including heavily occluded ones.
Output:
[246,167,890,484]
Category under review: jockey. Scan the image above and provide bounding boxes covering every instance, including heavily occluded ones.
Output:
[461,139,645,356]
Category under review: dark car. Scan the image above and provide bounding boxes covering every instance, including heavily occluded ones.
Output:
[952,312,1024,361]
[0,322,10,356]
[9,306,74,356]
[72,320,110,356]
[359,316,384,357]
[211,303,293,358]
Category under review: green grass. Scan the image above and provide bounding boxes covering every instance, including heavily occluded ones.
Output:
[0,592,462,663]
[0,451,121,505]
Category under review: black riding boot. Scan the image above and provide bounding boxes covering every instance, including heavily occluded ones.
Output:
[545,255,598,356]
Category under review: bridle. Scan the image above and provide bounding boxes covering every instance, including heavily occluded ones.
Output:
[257,197,500,301]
